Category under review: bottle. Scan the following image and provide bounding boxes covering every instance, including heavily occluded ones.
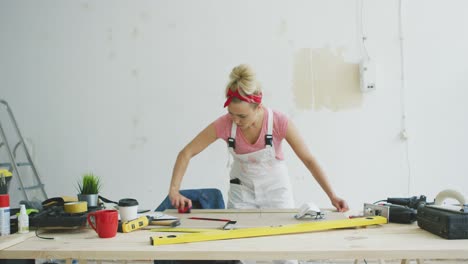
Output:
[18,204,29,234]
[0,194,10,236]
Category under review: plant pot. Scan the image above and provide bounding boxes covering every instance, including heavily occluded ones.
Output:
[78,194,99,207]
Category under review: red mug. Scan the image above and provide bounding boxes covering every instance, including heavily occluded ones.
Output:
[87,209,118,238]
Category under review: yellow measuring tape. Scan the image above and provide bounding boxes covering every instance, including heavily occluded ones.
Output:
[151,216,387,246]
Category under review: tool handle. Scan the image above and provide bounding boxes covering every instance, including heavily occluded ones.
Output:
[151,220,181,227]
[435,189,466,206]
[386,197,412,206]
[387,195,427,209]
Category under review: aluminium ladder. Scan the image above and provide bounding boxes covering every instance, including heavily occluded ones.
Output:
[0,99,47,203]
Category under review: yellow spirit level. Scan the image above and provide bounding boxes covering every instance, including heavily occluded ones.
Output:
[151,216,387,245]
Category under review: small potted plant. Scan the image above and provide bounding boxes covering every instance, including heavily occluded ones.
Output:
[77,173,102,207]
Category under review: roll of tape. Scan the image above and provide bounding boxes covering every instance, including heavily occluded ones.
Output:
[64,201,88,213]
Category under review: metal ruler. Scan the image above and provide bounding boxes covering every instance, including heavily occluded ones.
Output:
[151,216,387,246]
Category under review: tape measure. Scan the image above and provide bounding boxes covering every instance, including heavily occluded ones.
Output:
[118,215,150,233]
[151,216,387,246]
[64,201,87,214]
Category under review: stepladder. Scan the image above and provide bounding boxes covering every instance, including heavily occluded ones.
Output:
[0,99,47,207]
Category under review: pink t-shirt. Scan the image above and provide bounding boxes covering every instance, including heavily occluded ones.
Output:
[213,108,289,160]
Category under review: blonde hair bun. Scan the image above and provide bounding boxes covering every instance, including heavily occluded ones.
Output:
[227,64,261,95]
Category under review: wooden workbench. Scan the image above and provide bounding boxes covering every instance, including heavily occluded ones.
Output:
[0,209,467,262]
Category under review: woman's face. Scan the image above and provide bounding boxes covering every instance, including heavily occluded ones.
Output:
[227,101,260,129]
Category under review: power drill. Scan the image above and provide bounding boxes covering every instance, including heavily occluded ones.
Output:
[385,195,430,224]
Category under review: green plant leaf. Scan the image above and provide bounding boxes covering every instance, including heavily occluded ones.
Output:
[76,173,102,194]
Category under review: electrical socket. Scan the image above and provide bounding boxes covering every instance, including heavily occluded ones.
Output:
[360,59,376,92]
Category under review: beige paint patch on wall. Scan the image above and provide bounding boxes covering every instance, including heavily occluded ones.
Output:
[293,48,362,111]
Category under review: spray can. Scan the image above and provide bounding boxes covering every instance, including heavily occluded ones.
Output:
[18,204,29,234]
[0,194,10,236]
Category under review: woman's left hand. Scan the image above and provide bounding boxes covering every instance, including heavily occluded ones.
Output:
[331,196,349,212]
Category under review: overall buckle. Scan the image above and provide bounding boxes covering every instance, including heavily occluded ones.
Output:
[265,134,273,146]
[228,137,236,149]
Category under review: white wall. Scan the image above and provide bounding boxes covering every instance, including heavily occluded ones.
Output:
[1,0,467,210]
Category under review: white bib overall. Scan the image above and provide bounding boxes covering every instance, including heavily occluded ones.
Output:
[227,108,295,209]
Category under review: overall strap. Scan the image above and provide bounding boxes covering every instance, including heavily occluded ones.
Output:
[265,108,273,147]
[228,122,237,149]
[228,108,273,149]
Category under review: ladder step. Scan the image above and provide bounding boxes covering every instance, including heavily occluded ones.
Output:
[16,162,32,167]
[0,162,32,168]
[19,184,46,191]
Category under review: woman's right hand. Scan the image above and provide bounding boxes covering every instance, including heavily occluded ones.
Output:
[169,191,192,209]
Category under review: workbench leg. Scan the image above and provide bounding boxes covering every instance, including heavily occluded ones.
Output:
[401,260,424,264]
[353,260,386,264]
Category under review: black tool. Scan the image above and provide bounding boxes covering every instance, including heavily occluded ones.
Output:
[387,195,429,224]
[417,204,468,239]
[387,204,417,224]
[381,195,432,224]
[386,195,428,209]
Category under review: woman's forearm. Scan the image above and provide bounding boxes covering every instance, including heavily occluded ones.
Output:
[168,123,218,196]
[304,157,336,200]
[169,149,191,195]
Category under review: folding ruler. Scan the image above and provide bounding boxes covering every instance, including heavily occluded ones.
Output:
[150,216,387,246]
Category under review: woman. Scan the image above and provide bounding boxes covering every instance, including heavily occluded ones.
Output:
[168,64,348,212]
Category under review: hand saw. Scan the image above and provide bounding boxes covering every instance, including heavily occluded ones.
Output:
[150,216,387,246]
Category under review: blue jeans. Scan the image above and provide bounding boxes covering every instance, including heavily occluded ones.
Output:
[155,188,225,211]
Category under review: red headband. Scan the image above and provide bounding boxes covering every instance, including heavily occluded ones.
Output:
[223,89,262,108]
